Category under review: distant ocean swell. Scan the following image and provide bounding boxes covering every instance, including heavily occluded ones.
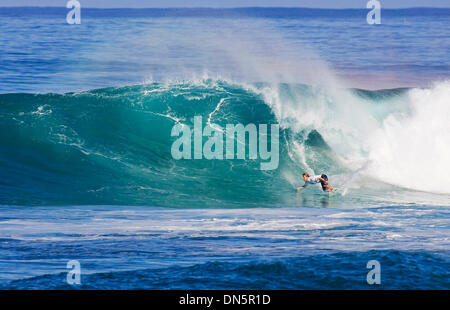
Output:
[3,250,449,289]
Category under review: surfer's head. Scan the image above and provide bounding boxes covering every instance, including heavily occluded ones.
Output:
[302,172,309,181]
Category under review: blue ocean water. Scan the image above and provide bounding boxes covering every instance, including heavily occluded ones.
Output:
[0,7,449,289]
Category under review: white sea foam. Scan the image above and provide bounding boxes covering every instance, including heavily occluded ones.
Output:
[366,81,450,194]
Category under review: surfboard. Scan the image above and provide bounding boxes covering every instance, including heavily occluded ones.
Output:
[325,188,339,195]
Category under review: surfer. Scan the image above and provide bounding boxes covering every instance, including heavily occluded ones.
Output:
[296,173,334,192]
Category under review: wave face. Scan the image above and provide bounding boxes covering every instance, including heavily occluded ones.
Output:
[0,80,449,207]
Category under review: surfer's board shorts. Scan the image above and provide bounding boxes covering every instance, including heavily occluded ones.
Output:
[320,174,328,191]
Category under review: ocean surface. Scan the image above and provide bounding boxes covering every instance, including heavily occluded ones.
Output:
[0,7,449,289]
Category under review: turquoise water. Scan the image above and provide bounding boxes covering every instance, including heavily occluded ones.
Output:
[0,7,449,289]
[1,82,450,208]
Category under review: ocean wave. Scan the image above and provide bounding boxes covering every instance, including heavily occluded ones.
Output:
[0,79,449,206]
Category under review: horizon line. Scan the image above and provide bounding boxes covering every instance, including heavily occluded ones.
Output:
[0,6,449,10]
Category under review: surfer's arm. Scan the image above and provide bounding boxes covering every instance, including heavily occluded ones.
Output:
[296,184,307,190]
